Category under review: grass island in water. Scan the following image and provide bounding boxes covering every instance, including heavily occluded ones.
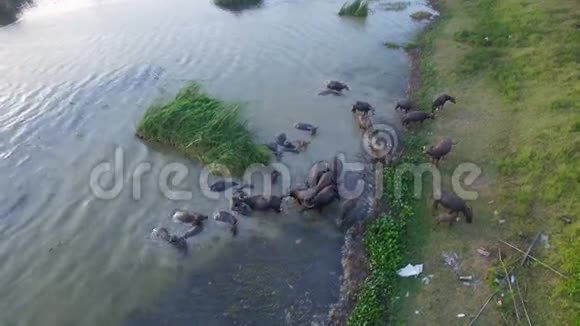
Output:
[136,83,269,176]
[338,0,369,17]
[214,0,262,10]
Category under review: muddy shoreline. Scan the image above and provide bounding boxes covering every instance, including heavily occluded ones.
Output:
[327,4,440,324]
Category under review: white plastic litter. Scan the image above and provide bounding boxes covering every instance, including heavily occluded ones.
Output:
[397,264,424,277]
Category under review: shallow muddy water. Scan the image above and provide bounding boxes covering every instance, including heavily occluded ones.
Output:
[0,0,431,324]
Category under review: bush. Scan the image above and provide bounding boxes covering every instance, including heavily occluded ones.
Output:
[348,136,424,325]
[214,0,262,10]
[338,0,369,17]
[136,83,269,176]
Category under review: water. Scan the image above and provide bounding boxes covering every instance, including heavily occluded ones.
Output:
[0,0,431,325]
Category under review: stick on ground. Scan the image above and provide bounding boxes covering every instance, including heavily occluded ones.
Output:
[499,249,521,324]
[515,278,533,326]
[521,231,542,266]
[498,239,568,279]
[468,292,497,326]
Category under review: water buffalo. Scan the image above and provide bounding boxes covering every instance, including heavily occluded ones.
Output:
[306,161,331,187]
[394,99,414,113]
[275,132,287,146]
[232,200,252,216]
[329,156,344,184]
[435,214,459,227]
[326,80,350,92]
[294,122,318,135]
[210,180,239,192]
[282,140,310,152]
[424,138,453,165]
[304,185,338,211]
[351,101,375,115]
[432,191,473,223]
[289,187,318,206]
[151,227,188,253]
[356,113,373,132]
[241,195,283,213]
[314,171,334,193]
[181,225,204,239]
[213,210,238,236]
[402,111,435,126]
[172,209,208,226]
[432,94,456,112]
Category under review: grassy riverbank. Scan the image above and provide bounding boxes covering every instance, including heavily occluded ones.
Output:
[389,0,579,325]
[348,136,426,325]
[136,83,269,176]
[349,0,579,324]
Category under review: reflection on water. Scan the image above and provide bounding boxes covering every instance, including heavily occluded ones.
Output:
[0,0,430,324]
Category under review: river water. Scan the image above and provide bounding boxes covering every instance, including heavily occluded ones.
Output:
[0,0,431,325]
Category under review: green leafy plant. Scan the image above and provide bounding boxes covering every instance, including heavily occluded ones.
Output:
[348,135,425,325]
[136,83,269,176]
[338,0,369,17]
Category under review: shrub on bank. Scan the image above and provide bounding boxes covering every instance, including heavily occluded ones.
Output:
[338,0,369,17]
[348,136,424,325]
[214,0,262,10]
[136,83,269,176]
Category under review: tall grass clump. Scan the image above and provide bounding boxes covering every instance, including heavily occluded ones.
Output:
[136,83,269,176]
[338,0,368,17]
[214,0,262,11]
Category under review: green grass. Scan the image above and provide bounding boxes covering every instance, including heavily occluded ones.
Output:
[213,0,262,10]
[410,11,432,20]
[338,0,369,17]
[136,83,269,176]
[454,3,580,313]
[393,0,580,324]
[348,136,425,325]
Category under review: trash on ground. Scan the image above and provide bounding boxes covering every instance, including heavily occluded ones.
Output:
[397,264,424,277]
[414,310,420,315]
[459,275,473,281]
[477,247,491,257]
[421,275,432,285]
[498,219,506,224]
[457,313,466,318]
[560,216,572,224]
[442,252,461,274]
[540,233,550,248]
